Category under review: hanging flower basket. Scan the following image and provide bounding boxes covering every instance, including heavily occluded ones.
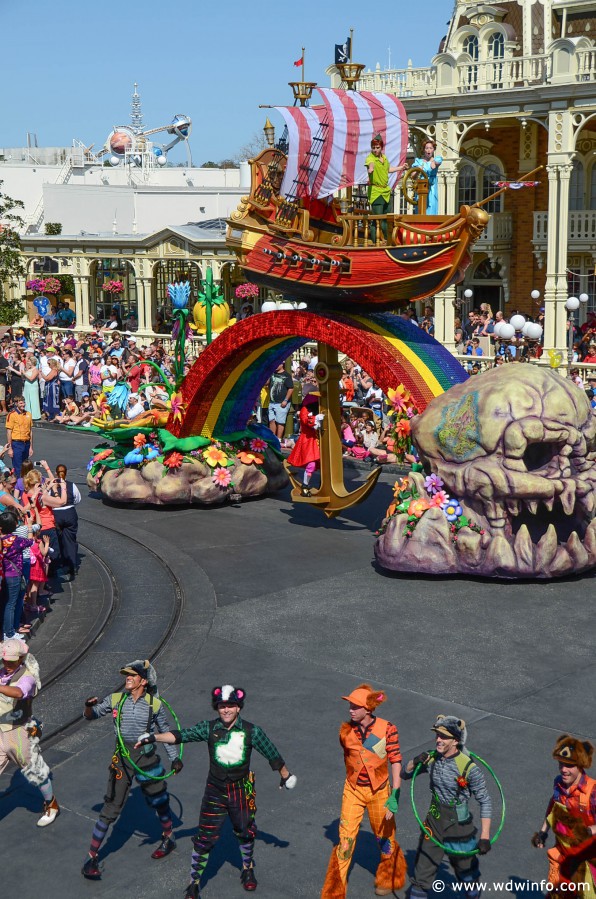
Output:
[235,282,259,300]
[103,280,125,296]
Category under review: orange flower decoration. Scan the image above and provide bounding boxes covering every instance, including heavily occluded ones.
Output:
[164,451,184,470]
[93,449,113,462]
[169,391,186,424]
[133,433,147,448]
[387,384,414,414]
[385,502,397,518]
[236,450,264,466]
[203,445,229,468]
[395,419,411,438]
[407,498,431,519]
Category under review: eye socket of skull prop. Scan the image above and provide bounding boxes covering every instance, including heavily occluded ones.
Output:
[375,366,596,579]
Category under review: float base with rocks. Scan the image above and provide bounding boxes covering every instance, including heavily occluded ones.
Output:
[85,425,288,506]
[375,365,596,579]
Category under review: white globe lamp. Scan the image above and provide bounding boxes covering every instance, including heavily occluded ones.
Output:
[493,321,504,337]
[566,296,580,311]
[579,293,589,304]
[464,288,474,300]
[499,323,515,340]
[260,301,278,313]
[526,323,543,340]
[279,302,295,310]
[109,156,120,166]
[530,289,541,301]
[510,314,526,331]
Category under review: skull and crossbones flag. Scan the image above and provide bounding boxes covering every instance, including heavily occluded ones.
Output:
[335,37,351,64]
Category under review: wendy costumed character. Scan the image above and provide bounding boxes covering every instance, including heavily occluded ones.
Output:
[321,684,406,898]
[287,392,322,497]
[532,735,596,895]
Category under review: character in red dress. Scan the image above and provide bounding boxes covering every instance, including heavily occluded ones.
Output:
[287,392,321,496]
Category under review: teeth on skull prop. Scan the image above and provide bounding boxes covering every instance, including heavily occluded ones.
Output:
[375,366,596,579]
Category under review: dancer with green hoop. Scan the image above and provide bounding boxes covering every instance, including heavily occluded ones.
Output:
[81,659,183,880]
[403,715,492,899]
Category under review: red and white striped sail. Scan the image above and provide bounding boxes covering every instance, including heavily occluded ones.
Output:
[273,88,408,200]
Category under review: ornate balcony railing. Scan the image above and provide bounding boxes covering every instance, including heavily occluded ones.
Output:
[534,210,596,247]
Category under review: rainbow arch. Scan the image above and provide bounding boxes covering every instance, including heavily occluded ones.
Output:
[172,310,467,438]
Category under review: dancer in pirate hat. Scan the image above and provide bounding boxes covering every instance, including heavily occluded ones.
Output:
[321,683,406,898]
[532,734,596,893]
[81,659,182,879]
[136,683,297,897]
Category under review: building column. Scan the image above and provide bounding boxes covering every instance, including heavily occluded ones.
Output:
[556,161,574,350]
[543,163,560,353]
[141,278,153,332]
[135,277,147,331]
[73,276,91,328]
[434,162,458,351]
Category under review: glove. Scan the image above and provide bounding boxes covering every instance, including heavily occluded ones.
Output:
[137,732,156,746]
[384,788,400,814]
[84,697,98,708]
[413,752,431,769]
[279,773,297,790]
[531,830,548,848]
[477,839,491,855]
[171,759,184,775]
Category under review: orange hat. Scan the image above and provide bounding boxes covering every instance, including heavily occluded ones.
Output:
[342,683,386,711]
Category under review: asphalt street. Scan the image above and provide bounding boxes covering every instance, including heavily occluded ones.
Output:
[1,427,594,899]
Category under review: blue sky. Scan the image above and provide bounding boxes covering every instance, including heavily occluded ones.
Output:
[3,0,454,164]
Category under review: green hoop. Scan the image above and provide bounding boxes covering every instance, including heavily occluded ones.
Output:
[409,750,506,856]
[115,694,183,781]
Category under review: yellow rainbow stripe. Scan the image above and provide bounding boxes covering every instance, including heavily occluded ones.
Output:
[349,314,444,398]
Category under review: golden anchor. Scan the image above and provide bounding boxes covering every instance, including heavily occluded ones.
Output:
[284,343,381,519]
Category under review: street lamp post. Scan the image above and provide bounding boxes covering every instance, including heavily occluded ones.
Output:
[566,295,580,362]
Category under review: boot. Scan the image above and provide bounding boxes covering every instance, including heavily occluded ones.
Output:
[183,885,200,899]
[37,796,60,827]
[82,854,102,880]
[151,833,176,859]
[240,863,258,891]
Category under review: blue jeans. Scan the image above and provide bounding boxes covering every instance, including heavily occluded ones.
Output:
[2,575,22,638]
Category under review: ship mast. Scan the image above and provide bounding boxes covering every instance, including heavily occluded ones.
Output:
[288,47,317,106]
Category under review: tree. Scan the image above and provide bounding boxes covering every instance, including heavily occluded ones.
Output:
[233,130,268,164]
[45,222,62,235]
[200,160,219,168]
[0,180,25,312]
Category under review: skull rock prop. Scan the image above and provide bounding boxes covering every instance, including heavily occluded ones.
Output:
[375,365,596,578]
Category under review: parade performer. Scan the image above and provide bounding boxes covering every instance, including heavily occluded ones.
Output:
[81,659,183,880]
[321,684,406,898]
[136,684,297,898]
[531,734,596,895]
[287,392,322,497]
[413,140,443,215]
[0,638,60,826]
[404,715,491,899]
[365,134,405,243]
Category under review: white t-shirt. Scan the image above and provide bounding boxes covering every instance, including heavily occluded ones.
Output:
[126,401,145,420]
[101,365,118,388]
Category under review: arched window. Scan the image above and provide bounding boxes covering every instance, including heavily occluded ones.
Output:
[92,259,137,325]
[488,32,505,59]
[463,34,479,60]
[482,163,504,213]
[589,164,596,210]
[487,32,505,88]
[569,159,585,210]
[462,34,479,89]
[458,163,476,206]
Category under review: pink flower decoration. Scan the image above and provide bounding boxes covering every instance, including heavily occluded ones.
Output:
[430,490,450,507]
[212,467,232,488]
[249,437,268,453]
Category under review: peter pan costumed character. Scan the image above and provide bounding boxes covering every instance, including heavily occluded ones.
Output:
[0,638,59,826]
[532,734,596,896]
[136,684,297,898]
[365,134,405,243]
[404,715,492,899]
[321,684,406,898]
[81,659,182,880]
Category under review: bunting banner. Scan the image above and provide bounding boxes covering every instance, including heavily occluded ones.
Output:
[494,180,540,189]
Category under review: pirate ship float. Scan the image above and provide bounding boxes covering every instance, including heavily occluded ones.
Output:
[227,64,490,310]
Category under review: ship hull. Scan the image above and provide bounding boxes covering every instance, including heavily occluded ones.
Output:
[226,224,473,311]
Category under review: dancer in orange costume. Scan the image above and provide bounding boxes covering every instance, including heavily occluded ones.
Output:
[321,684,406,898]
[532,734,596,897]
